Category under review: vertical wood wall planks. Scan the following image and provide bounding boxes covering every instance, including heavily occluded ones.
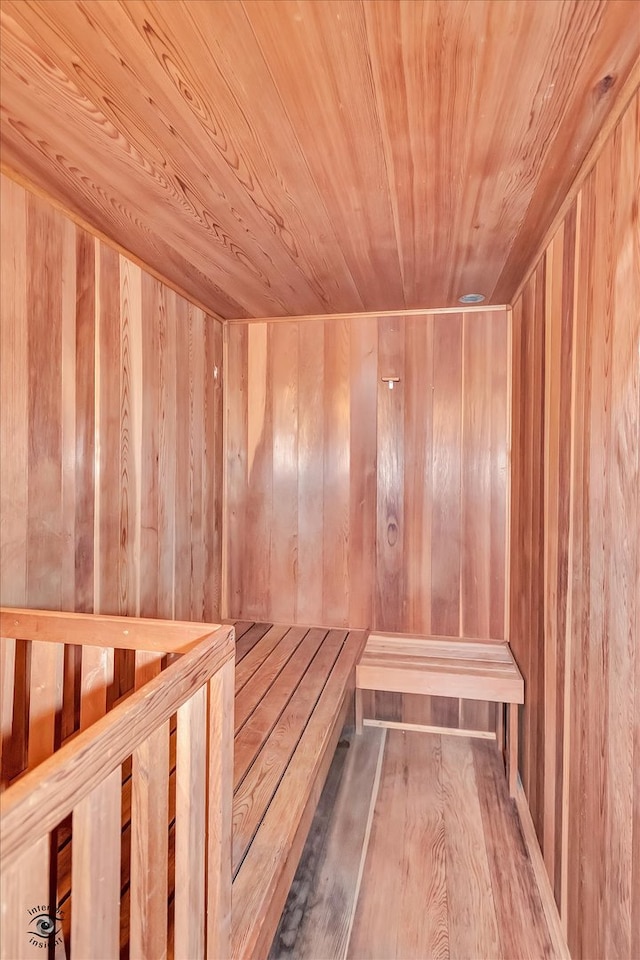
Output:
[375,317,406,632]
[0,174,224,625]
[74,231,96,613]
[403,315,434,636]
[139,272,161,620]
[26,191,63,610]
[0,178,27,607]
[348,316,378,629]
[323,318,351,626]
[430,313,463,637]
[297,320,325,625]
[225,308,509,730]
[509,89,639,960]
[96,242,122,616]
[270,322,299,625]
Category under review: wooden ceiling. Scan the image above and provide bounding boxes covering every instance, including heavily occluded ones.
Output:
[1,1,638,320]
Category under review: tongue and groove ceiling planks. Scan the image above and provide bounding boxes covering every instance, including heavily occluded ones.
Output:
[1,0,638,320]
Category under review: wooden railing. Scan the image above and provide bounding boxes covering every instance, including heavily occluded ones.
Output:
[0,609,235,960]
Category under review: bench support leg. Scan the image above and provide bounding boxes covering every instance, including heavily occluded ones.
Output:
[355,688,363,735]
[496,703,505,755]
[508,702,519,797]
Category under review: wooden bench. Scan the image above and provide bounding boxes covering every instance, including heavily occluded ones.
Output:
[355,633,524,795]
[228,621,367,960]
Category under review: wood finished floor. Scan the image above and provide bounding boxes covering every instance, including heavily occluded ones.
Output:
[269,728,558,960]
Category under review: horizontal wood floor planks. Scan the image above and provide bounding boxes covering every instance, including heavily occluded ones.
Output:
[272,729,559,960]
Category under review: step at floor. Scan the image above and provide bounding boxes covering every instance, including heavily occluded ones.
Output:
[270,727,560,960]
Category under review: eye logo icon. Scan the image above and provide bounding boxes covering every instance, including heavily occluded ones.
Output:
[26,905,64,949]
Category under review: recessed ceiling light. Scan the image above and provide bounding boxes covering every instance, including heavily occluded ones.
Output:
[458,293,485,303]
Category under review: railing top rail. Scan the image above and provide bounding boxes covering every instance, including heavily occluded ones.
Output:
[0,624,234,868]
[0,608,224,654]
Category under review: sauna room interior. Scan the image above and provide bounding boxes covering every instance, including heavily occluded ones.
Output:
[0,1,638,959]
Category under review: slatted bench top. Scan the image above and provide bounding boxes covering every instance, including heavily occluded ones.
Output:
[357,632,524,704]
[228,621,367,960]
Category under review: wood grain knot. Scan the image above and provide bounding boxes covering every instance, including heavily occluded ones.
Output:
[595,74,615,98]
[387,521,398,546]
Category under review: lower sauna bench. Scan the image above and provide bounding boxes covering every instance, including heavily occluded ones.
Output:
[355,632,524,794]
[228,621,368,960]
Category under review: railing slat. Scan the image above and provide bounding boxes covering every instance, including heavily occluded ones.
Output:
[0,836,50,960]
[206,659,234,960]
[28,640,65,769]
[0,637,16,790]
[71,768,121,959]
[130,651,168,959]
[80,644,114,731]
[174,685,207,960]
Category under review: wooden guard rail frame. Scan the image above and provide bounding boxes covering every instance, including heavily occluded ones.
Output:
[0,609,235,960]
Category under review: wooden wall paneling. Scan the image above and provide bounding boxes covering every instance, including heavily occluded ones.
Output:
[575,155,610,960]
[403,315,433,636]
[207,316,224,623]
[509,90,639,960]
[225,324,248,620]
[139,272,161,619]
[173,292,192,623]
[430,313,463,638]
[546,204,576,904]
[26,191,63,610]
[488,312,509,642]
[245,323,273,621]
[531,261,547,844]
[613,93,640,960]
[564,153,594,958]
[542,226,562,892]
[74,230,96,614]
[0,177,27,607]
[189,305,206,623]
[347,317,378,629]
[461,313,492,640]
[225,308,509,733]
[601,105,638,960]
[509,270,543,821]
[375,316,406,632]
[96,242,122,616]
[322,319,351,626]
[374,317,405,722]
[119,256,143,619]
[269,322,299,625]
[296,321,325,626]
[0,174,224,627]
[157,287,177,621]
[60,216,77,614]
